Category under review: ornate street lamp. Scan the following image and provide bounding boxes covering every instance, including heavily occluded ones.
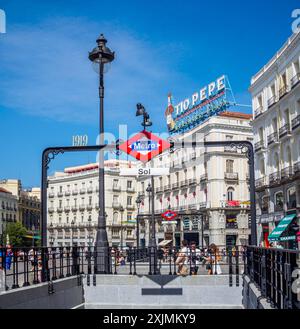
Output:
[136,103,152,130]
[89,34,115,273]
[71,220,75,246]
[119,205,124,251]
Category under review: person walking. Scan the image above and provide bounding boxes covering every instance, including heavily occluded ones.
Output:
[188,241,202,275]
[0,246,6,293]
[175,240,189,276]
[5,246,12,271]
[204,244,222,275]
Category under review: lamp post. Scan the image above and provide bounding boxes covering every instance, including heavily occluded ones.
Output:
[88,217,92,246]
[89,34,115,273]
[135,194,143,250]
[119,206,124,251]
[146,184,152,245]
[71,220,75,246]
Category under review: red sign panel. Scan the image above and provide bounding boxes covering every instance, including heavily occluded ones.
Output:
[162,210,178,221]
[119,130,171,163]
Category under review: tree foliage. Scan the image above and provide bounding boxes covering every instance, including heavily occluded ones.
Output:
[4,222,27,247]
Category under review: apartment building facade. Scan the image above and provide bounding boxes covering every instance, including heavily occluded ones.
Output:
[47,160,138,248]
[250,32,300,248]
[137,111,253,248]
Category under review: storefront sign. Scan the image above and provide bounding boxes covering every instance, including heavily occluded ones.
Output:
[165,75,231,134]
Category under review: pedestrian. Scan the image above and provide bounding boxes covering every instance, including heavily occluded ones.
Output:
[175,240,189,276]
[5,246,13,271]
[204,244,222,275]
[0,246,6,293]
[188,241,202,275]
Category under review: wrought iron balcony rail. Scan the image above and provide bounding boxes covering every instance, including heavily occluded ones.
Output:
[267,132,279,146]
[292,115,300,131]
[224,145,238,153]
[281,166,293,180]
[279,85,288,99]
[255,177,268,189]
[269,172,281,186]
[254,106,263,119]
[291,73,300,88]
[268,96,276,108]
[244,246,300,309]
[279,124,291,138]
[254,140,265,152]
[224,172,239,180]
[0,246,245,291]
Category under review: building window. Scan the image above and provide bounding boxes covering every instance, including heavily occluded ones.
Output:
[261,196,269,214]
[227,188,234,201]
[127,196,132,206]
[127,181,132,188]
[287,186,296,209]
[113,179,119,188]
[274,192,284,212]
[113,212,118,224]
[226,160,234,173]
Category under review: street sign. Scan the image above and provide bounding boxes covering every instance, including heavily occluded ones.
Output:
[119,131,171,163]
[120,168,170,176]
[162,210,178,221]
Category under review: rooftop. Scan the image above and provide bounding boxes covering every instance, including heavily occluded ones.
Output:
[219,111,253,120]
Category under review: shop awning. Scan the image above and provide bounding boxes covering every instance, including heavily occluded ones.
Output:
[158,240,172,247]
[268,214,296,242]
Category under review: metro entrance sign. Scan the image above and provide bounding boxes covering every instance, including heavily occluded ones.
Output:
[119,130,171,163]
[162,210,178,221]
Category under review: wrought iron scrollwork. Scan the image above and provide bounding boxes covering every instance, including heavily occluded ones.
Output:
[229,142,254,165]
[44,149,65,169]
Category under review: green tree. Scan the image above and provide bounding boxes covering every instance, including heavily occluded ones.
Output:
[4,222,27,247]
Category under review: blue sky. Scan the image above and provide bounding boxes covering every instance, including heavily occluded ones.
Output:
[0,0,299,187]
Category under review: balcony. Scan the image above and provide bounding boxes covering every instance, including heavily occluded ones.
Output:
[127,204,135,210]
[255,177,268,191]
[269,172,281,187]
[224,145,238,153]
[172,182,179,190]
[279,124,291,139]
[188,204,197,211]
[291,73,300,88]
[87,187,93,194]
[48,193,55,199]
[113,186,121,192]
[86,205,93,211]
[200,174,207,183]
[254,140,266,153]
[80,188,86,195]
[48,207,54,213]
[64,206,71,213]
[57,192,63,198]
[180,180,188,188]
[281,166,293,182]
[279,85,288,99]
[112,202,121,209]
[292,115,300,131]
[127,187,135,193]
[57,207,63,213]
[155,187,163,194]
[267,132,279,146]
[79,205,86,211]
[224,172,239,181]
[267,96,276,108]
[188,178,197,186]
[64,191,71,197]
[71,206,78,212]
[164,184,171,192]
[254,106,263,119]
[199,202,210,209]
[72,190,78,196]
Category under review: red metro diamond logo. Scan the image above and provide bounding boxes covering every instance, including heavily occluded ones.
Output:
[162,210,178,221]
[119,130,171,163]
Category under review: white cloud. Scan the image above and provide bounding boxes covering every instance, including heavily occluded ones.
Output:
[0,17,185,126]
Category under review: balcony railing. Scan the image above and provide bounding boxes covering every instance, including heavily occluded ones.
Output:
[267,96,276,108]
[255,177,268,190]
[57,192,63,198]
[224,145,237,153]
[86,205,93,211]
[87,187,93,194]
[71,206,78,212]
[188,178,197,186]
[254,140,265,152]
[127,204,135,210]
[190,152,196,160]
[64,191,71,197]
[57,207,63,213]
[279,85,288,99]
[267,132,279,146]
[80,188,86,195]
[48,207,54,213]
[156,187,163,194]
[113,186,121,192]
[254,106,263,119]
[112,202,121,209]
[292,114,300,130]
[64,206,71,212]
[269,172,281,186]
[172,182,179,189]
[48,193,55,199]
[199,202,210,209]
[280,166,293,181]
[291,73,300,88]
[200,174,207,182]
[224,172,238,181]
[279,123,291,138]
[72,190,78,196]
[164,184,171,192]
[188,204,197,210]
[127,187,135,193]
[180,180,188,187]
[294,161,300,175]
